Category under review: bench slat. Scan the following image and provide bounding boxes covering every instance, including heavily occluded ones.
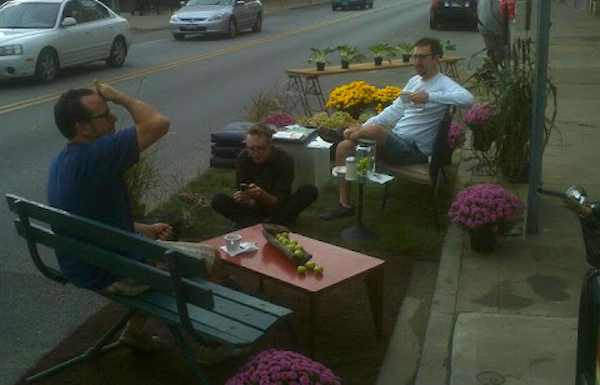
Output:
[6,195,208,277]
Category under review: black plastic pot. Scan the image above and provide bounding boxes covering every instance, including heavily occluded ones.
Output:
[316,62,325,71]
[374,57,383,66]
[402,54,411,62]
[341,60,349,69]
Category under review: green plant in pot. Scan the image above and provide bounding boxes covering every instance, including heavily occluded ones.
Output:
[368,43,398,66]
[397,42,414,62]
[477,37,557,183]
[335,45,365,69]
[307,47,334,71]
[440,39,456,58]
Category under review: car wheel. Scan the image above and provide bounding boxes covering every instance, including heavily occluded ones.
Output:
[332,4,337,10]
[106,37,127,67]
[368,1,373,8]
[360,2,366,9]
[227,18,237,38]
[35,49,59,84]
[173,33,185,40]
[252,13,262,32]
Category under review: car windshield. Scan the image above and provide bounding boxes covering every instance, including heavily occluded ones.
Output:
[186,0,231,6]
[0,2,60,29]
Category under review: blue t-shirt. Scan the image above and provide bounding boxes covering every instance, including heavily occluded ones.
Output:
[47,127,141,291]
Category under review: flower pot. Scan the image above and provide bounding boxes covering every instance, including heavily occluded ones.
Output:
[316,62,325,71]
[341,60,349,69]
[402,54,411,62]
[374,57,383,66]
[469,229,497,254]
[471,127,494,152]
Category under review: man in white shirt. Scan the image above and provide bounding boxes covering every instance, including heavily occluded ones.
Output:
[321,37,474,221]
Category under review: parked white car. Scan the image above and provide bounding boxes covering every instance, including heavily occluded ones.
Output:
[0,0,131,83]
[170,0,262,41]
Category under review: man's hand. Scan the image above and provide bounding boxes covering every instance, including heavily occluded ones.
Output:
[343,124,362,140]
[135,222,173,241]
[94,80,127,104]
[409,91,429,104]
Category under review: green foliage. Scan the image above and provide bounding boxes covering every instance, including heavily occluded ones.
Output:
[335,45,365,63]
[441,39,457,54]
[245,89,289,123]
[397,41,414,54]
[358,111,376,124]
[297,111,357,129]
[307,47,335,65]
[368,43,398,63]
[124,147,161,220]
[473,37,557,180]
[150,167,456,258]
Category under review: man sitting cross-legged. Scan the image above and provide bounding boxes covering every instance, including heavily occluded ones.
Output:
[320,37,474,221]
[211,123,318,229]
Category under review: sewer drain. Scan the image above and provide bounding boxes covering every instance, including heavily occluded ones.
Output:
[477,371,505,385]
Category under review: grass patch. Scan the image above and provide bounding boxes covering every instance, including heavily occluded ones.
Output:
[149,166,457,260]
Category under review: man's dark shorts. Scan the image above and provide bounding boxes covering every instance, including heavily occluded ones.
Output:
[381,131,428,165]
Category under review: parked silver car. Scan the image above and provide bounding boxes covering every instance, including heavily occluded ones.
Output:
[0,0,131,83]
[170,0,262,40]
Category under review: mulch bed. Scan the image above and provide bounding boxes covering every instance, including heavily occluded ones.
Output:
[13,254,411,385]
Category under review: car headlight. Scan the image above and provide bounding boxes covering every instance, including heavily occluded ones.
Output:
[208,13,227,21]
[170,14,180,21]
[0,45,23,56]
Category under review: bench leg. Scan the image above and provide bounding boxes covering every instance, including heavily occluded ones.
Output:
[364,267,384,336]
[169,325,212,385]
[381,183,390,211]
[26,311,133,382]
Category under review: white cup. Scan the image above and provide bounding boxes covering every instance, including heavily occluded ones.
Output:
[224,233,242,253]
[400,92,411,104]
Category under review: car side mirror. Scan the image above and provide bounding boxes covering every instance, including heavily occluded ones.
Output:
[61,17,77,27]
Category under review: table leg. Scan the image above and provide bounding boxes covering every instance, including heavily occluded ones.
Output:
[309,294,317,358]
[340,182,379,241]
[258,277,264,293]
[286,75,311,116]
[364,266,384,336]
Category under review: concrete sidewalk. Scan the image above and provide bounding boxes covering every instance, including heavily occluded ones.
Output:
[377,2,600,385]
[122,0,330,33]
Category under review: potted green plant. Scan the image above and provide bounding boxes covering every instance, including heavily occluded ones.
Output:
[368,43,398,66]
[335,45,365,69]
[397,42,414,62]
[307,47,334,71]
[440,39,456,58]
[476,37,557,183]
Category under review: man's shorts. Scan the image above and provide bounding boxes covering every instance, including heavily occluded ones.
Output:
[100,242,216,297]
[381,131,428,165]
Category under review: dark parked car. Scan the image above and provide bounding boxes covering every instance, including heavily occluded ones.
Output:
[430,0,477,30]
[332,0,373,11]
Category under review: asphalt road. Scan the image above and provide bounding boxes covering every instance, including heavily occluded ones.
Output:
[0,1,485,382]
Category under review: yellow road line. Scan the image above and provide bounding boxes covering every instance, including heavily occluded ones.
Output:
[0,0,416,115]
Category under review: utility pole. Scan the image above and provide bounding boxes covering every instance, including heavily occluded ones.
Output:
[526,0,552,235]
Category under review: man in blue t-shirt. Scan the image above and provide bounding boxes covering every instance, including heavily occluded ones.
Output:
[48,82,179,352]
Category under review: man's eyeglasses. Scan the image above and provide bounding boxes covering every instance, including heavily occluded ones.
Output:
[411,54,433,61]
[87,109,112,121]
[247,145,270,153]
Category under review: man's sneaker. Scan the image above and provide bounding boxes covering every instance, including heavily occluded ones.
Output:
[119,329,161,354]
[196,345,251,365]
[319,204,354,221]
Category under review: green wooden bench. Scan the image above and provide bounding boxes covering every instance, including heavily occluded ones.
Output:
[6,194,294,384]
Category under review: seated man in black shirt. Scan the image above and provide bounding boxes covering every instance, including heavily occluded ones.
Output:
[211,124,318,228]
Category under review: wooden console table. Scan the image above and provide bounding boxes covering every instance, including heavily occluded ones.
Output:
[285,56,464,116]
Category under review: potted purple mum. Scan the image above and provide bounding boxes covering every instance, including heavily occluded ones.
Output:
[226,349,342,385]
[442,122,466,164]
[464,104,496,152]
[448,183,524,254]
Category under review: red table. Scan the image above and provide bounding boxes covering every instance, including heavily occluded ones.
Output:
[202,224,385,356]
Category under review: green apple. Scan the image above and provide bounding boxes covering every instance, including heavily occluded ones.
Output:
[297,266,307,275]
[314,264,324,275]
[294,249,304,258]
[305,260,316,270]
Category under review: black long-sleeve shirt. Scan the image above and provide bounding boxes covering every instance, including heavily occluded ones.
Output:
[235,147,294,208]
